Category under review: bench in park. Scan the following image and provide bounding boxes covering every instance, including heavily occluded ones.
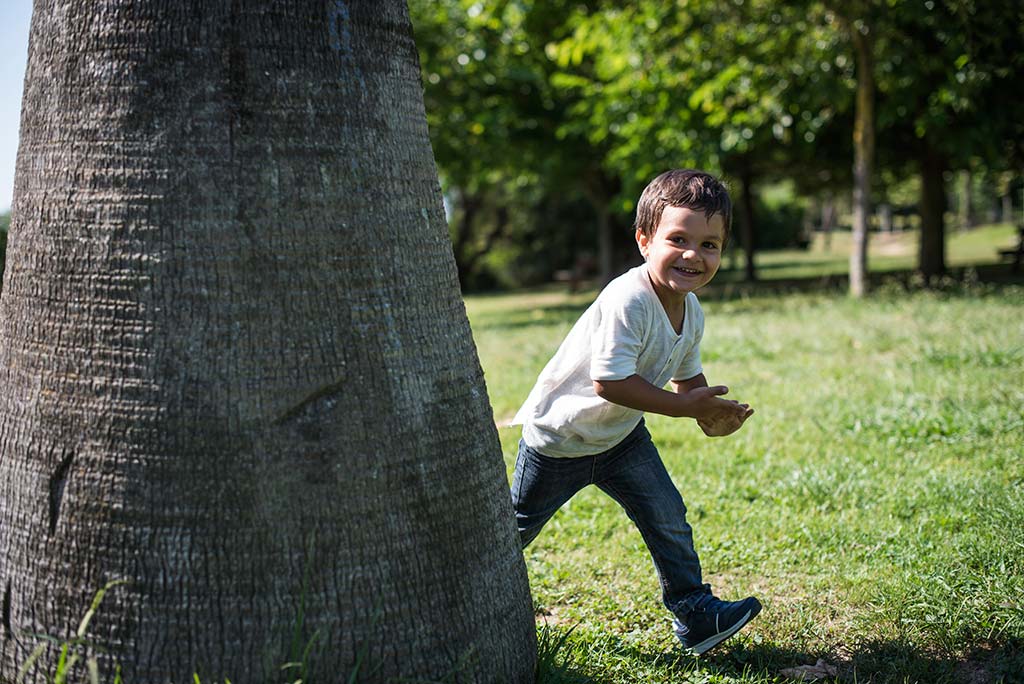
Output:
[998,226,1024,273]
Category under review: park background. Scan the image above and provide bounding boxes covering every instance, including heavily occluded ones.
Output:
[0,1,1022,683]
[406,3,1024,682]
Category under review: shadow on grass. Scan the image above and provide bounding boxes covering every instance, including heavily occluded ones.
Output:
[840,637,1024,684]
[470,303,592,332]
[536,630,1024,683]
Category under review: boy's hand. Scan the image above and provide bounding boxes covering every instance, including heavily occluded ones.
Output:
[684,385,754,437]
[593,375,753,432]
[696,401,753,436]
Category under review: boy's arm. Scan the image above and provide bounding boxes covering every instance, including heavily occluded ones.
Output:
[593,374,750,425]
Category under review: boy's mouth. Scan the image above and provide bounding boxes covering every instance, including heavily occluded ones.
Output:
[673,266,703,276]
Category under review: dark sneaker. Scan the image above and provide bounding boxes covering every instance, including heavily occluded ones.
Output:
[672,593,762,656]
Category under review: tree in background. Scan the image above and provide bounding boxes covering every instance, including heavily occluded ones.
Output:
[0,1,535,681]
[410,0,1023,290]
[547,0,853,281]
[871,0,1024,281]
[831,2,876,297]
[411,0,623,287]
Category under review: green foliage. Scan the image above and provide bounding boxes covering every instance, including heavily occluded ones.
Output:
[409,1,1024,286]
[869,0,1024,170]
[547,0,853,204]
[535,623,590,683]
[409,0,611,289]
[746,183,811,250]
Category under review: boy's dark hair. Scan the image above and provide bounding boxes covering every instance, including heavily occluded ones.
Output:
[633,169,732,245]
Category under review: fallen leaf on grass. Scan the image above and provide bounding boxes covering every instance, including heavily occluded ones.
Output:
[779,659,839,681]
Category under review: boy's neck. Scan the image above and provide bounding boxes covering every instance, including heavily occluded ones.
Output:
[646,271,687,333]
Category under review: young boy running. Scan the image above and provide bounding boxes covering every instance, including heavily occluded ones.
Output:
[511,169,760,655]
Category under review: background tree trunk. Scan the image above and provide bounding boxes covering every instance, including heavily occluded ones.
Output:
[821,193,836,252]
[879,203,893,233]
[583,168,620,285]
[737,164,758,282]
[0,1,535,682]
[919,144,948,282]
[958,170,974,231]
[849,18,875,298]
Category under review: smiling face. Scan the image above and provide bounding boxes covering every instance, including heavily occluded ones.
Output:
[636,205,725,306]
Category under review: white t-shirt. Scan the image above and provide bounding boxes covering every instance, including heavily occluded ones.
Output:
[512,264,704,457]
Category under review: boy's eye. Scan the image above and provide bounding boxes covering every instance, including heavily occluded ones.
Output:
[703,242,720,250]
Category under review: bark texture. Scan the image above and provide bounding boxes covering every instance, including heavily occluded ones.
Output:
[0,1,535,682]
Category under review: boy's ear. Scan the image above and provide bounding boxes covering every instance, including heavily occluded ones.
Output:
[635,228,649,258]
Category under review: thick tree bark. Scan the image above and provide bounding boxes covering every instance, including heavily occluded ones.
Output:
[0,1,535,682]
[919,144,948,282]
[849,19,875,298]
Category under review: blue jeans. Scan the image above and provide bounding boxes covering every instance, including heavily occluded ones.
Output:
[511,420,707,617]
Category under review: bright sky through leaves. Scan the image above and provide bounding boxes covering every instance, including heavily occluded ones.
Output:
[0,0,32,213]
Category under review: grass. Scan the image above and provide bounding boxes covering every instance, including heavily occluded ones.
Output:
[7,224,1022,682]
[467,224,1024,683]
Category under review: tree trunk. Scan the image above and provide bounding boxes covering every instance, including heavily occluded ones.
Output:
[0,2,535,683]
[452,191,482,287]
[597,206,614,285]
[919,144,948,282]
[958,170,974,231]
[879,203,893,233]
[821,194,835,252]
[582,169,619,285]
[849,19,875,298]
[737,166,757,282]
[1001,192,1013,224]
[460,204,510,285]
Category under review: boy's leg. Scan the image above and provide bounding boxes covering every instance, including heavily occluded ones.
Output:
[592,425,706,613]
[511,439,592,548]
[594,422,761,655]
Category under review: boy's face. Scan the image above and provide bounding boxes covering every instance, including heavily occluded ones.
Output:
[636,205,724,301]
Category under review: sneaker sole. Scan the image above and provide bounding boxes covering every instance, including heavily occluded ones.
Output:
[685,602,762,656]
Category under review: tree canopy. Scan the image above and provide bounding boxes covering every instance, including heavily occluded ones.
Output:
[409,0,1023,289]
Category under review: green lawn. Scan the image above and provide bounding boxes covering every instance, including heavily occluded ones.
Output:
[466,226,1024,683]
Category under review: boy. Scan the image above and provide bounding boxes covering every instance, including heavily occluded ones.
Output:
[510,169,760,656]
